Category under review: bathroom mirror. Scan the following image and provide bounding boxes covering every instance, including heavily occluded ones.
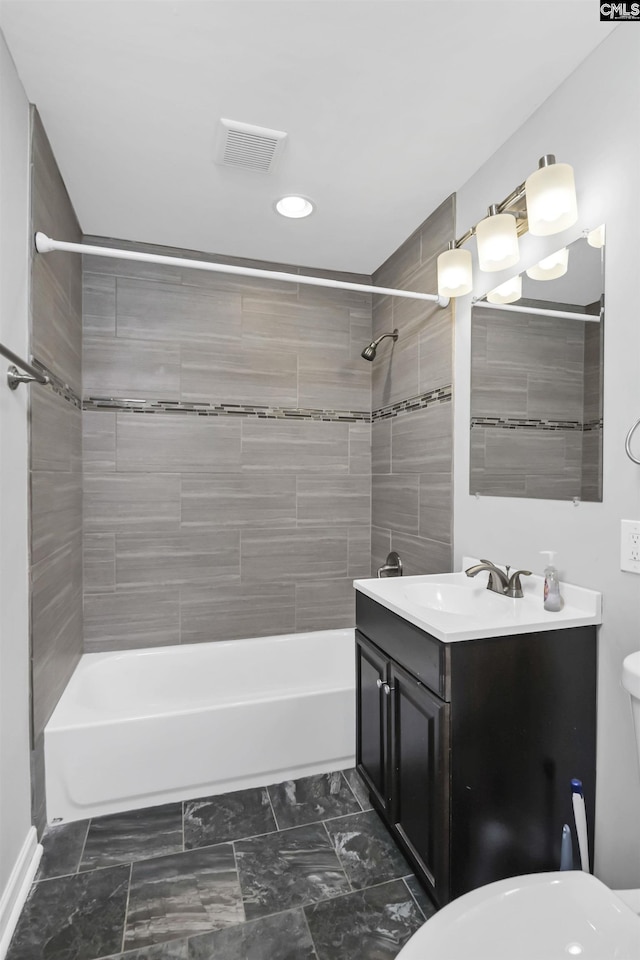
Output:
[469,231,604,501]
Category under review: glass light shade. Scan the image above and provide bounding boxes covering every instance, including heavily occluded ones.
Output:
[587,224,605,249]
[437,247,472,298]
[475,213,520,272]
[486,275,522,304]
[275,196,314,218]
[525,247,569,281]
[525,162,578,236]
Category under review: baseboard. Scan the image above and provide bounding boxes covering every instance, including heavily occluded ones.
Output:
[0,827,42,960]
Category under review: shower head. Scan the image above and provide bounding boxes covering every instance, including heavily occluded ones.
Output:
[360,329,398,362]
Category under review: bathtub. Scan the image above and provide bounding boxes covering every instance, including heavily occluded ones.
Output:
[45,628,356,823]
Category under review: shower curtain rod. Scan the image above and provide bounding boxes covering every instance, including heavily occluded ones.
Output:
[35,233,450,307]
[472,299,600,323]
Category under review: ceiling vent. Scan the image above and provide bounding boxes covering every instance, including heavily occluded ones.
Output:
[214,118,287,173]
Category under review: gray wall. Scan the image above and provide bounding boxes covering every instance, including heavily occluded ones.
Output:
[82,241,372,651]
[29,108,83,830]
[370,196,455,576]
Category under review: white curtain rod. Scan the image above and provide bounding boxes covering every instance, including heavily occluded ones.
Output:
[35,233,449,307]
[472,299,600,323]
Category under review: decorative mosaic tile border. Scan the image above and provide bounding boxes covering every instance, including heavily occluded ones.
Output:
[371,386,452,422]
[82,396,371,422]
[82,385,454,423]
[33,360,82,409]
[471,416,603,433]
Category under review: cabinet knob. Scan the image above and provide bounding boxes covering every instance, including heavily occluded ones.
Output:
[376,678,384,689]
[377,679,394,695]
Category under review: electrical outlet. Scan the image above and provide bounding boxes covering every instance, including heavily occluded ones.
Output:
[621,519,640,574]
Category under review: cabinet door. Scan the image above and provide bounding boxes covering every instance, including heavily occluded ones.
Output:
[355,631,389,811]
[389,661,450,902]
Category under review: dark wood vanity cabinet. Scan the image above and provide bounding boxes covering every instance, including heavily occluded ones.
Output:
[355,593,597,908]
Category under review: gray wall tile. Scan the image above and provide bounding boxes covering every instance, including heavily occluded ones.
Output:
[348,527,372,579]
[84,337,181,400]
[240,419,349,473]
[297,476,370,526]
[29,108,84,793]
[116,531,240,589]
[84,588,181,652]
[117,414,242,473]
[295,579,356,631]
[181,342,298,406]
[390,533,452,577]
[349,423,371,475]
[84,534,116,593]
[370,195,455,579]
[391,403,452,474]
[372,475,420,535]
[84,473,181,535]
[419,474,452,545]
[117,276,242,342]
[179,583,296,644]
[83,272,116,336]
[240,528,349,582]
[371,526,392,578]
[31,471,82,565]
[82,410,116,472]
[181,474,297,528]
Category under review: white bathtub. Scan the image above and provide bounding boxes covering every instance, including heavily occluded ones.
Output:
[45,628,356,823]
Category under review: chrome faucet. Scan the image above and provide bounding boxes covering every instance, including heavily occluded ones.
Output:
[465,559,532,598]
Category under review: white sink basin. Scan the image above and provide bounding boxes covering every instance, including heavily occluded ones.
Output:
[354,558,601,642]
[400,581,505,616]
[396,871,640,960]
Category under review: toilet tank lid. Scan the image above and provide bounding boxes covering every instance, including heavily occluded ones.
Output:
[622,651,640,700]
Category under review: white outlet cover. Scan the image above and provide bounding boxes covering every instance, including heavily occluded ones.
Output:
[620,519,640,574]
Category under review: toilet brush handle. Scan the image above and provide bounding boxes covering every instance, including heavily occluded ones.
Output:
[571,779,590,873]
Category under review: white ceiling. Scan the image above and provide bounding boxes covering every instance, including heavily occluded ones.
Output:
[0,0,614,274]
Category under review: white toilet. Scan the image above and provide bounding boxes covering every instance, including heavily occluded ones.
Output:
[397,651,640,959]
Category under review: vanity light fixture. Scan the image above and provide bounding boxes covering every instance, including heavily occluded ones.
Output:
[275,195,314,218]
[525,246,569,281]
[525,155,578,237]
[475,205,520,273]
[436,242,473,298]
[486,274,522,304]
[436,154,579,299]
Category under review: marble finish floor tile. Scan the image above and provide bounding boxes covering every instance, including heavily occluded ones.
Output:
[235,823,350,920]
[108,942,189,960]
[81,804,183,870]
[124,845,244,950]
[403,876,436,921]
[268,772,360,830]
[189,909,315,960]
[324,810,412,889]
[304,879,424,960]
[36,819,90,880]
[184,788,276,849]
[341,769,372,812]
[7,864,130,960]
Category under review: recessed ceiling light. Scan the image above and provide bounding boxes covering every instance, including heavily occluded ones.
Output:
[275,196,314,219]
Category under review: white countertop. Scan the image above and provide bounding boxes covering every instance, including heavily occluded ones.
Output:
[354,557,602,643]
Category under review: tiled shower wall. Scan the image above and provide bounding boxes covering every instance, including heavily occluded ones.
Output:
[81,242,372,651]
[370,197,455,576]
[29,108,83,829]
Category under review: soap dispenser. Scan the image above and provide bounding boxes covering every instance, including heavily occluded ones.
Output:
[540,550,563,612]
